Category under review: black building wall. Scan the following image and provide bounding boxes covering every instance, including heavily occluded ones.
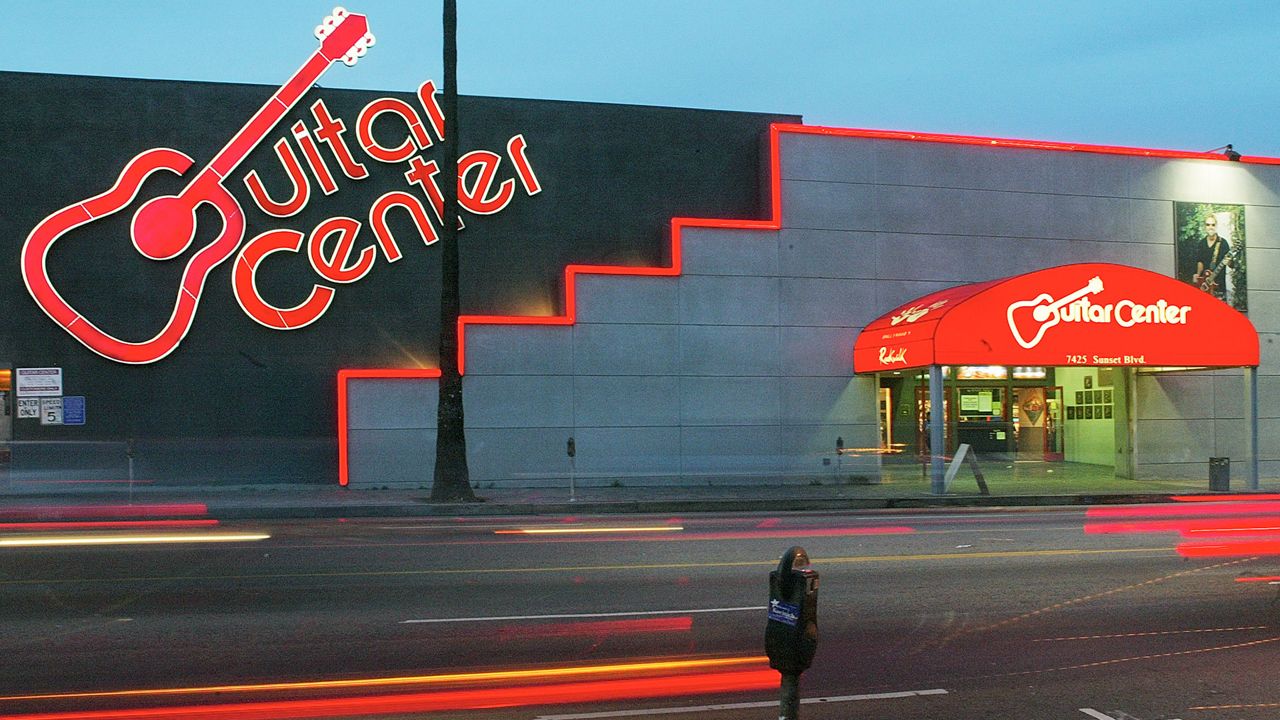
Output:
[0,71,797,484]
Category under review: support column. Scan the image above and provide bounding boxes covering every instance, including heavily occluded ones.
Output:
[1245,366,1259,491]
[930,364,945,494]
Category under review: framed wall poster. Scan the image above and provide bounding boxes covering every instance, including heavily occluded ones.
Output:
[1103,389,1112,404]
[1075,391,1084,404]
[1085,406,1094,420]
[1175,202,1247,311]
[1067,406,1076,420]
[1084,376,1093,389]
[1104,405,1113,419]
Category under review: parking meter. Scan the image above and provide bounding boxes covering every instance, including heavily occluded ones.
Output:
[766,546,818,675]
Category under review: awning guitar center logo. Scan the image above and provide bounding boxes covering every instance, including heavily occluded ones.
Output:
[1006,275,1193,349]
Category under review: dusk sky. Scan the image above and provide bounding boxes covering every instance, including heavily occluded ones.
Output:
[6,1,1279,156]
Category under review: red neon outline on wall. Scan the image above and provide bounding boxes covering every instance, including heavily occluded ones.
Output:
[337,368,441,486]
[338,123,1280,484]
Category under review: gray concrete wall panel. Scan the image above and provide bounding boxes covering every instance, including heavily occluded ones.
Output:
[679,325,780,376]
[780,278,877,327]
[1244,204,1280,249]
[681,228,780,277]
[467,427,573,484]
[1212,418,1247,460]
[1260,418,1280,459]
[1246,247,1280,290]
[679,377,780,426]
[463,375,574,429]
[678,275,780,325]
[1136,418,1215,464]
[347,378,437,430]
[781,179,878,231]
[574,275,679,324]
[679,425,785,474]
[1247,291,1280,333]
[1211,372,1250,421]
[1135,374,1215,421]
[779,229,877,280]
[1130,160,1280,206]
[1128,199,1177,246]
[876,234,1054,284]
[779,326,859,378]
[779,134,877,184]
[779,423,879,472]
[573,376,681,428]
[865,185,1133,241]
[573,426,684,477]
[782,377,876,425]
[1258,333,1280,374]
[348,428,433,487]
[572,323,680,376]
[464,325,573,375]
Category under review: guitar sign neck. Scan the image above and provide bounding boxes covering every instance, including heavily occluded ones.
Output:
[210,10,373,181]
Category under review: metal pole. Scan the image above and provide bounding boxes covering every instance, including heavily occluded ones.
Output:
[779,672,800,720]
[569,455,576,502]
[929,365,945,494]
[1245,366,1259,491]
[127,438,135,504]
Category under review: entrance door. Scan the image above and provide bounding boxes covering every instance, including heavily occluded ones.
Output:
[1013,386,1064,461]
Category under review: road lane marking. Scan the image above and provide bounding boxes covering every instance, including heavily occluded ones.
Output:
[1036,626,1270,642]
[402,606,764,624]
[533,688,949,719]
[1079,711,1119,720]
[0,547,1173,586]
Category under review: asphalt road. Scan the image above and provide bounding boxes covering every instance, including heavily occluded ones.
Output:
[0,506,1276,720]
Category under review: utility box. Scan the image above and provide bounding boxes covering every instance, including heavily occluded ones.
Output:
[1209,457,1230,491]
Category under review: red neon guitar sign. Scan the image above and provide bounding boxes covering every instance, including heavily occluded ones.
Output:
[21,8,374,364]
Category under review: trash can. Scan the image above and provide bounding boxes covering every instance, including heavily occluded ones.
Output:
[1209,457,1230,491]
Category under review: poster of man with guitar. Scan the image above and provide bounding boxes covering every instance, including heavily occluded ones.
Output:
[1174,202,1247,312]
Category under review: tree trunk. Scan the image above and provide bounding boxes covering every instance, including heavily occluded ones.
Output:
[430,0,477,502]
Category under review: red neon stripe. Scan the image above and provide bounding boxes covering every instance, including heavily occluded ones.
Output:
[1085,503,1280,519]
[1176,540,1280,558]
[0,669,777,720]
[336,368,441,487]
[0,505,207,521]
[1235,576,1280,583]
[0,520,218,531]
[772,123,1280,164]
[1085,517,1280,536]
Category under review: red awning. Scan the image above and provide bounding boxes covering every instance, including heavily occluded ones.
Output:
[854,263,1258,373]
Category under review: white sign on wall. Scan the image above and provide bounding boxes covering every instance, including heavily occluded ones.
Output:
[16,367,62,397]
[40,397,63,425]
[16,398,40,419]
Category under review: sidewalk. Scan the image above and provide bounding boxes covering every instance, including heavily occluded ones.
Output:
[1,475,1271,521]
